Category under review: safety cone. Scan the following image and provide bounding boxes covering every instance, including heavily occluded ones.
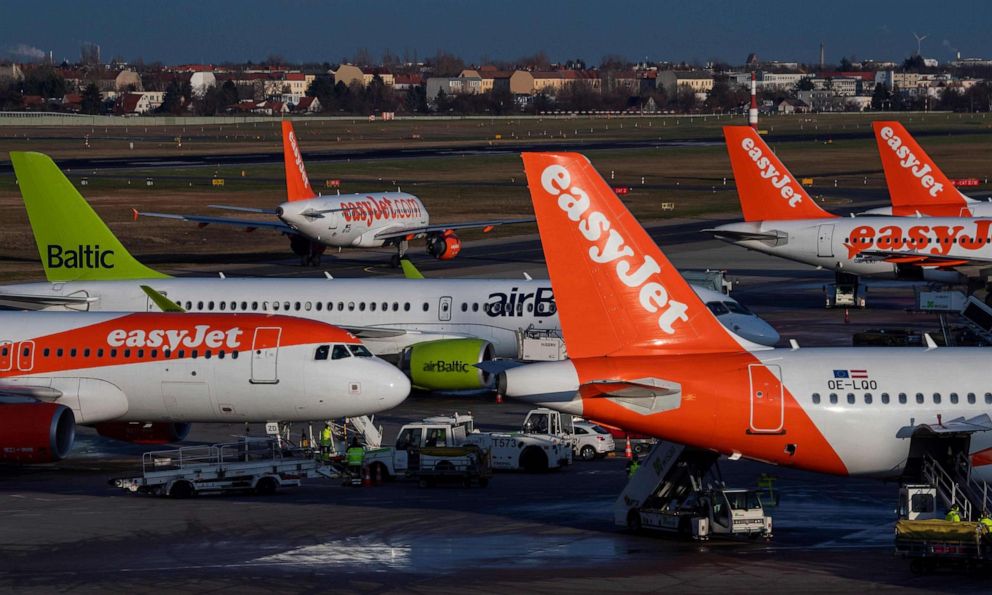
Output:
[624,436,633,459]
[844,308,850,324]
[361,465,372,488]
[496,392,503,405]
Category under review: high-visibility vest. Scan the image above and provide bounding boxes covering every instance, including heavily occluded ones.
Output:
[346,447,364,466]
[627,462,640,477]
[946,510,961,522]
[981,517,992,531]
[320,428,332,446]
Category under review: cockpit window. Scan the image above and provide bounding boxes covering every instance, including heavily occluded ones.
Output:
[331,345,351,360]
[349,344,373,358]
[314,345,329,361]
[723,301,752,315]
[706,301,730,315]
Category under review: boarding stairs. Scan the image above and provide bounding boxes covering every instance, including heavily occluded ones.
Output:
[958,296,992,346]
[347,415,383,449]
[613,441,720,526]
[922,452,992,521]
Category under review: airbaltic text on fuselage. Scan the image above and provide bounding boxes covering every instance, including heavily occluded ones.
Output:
[106,325,244,351]
[48,244,113,269]
[740,137,803,207]
[340,196,423,227]
[844,220,992,258]
[485,287,556,317]
[540,164,689,334]
[878,126,944,198]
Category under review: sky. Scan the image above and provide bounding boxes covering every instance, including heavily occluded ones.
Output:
[3,0,991,66]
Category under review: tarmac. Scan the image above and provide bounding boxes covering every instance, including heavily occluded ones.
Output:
[0,213,985,592]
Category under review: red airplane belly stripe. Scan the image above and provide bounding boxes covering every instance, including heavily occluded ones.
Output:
[573,354,849,475]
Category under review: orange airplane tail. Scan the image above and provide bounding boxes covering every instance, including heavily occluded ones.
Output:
[282,120,317,202]
[521,152,749,359]
[723,126,835,222]
[873,121,970,213]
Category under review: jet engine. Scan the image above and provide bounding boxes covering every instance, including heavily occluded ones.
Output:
[0,403,76,463]
[426,230,462,261]
[94,421,193,445]
[400,338,495,391]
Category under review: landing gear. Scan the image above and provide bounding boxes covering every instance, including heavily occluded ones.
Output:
[391,240,409,268]
[289,234,326,267]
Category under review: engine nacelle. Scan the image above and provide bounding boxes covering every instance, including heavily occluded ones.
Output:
[0,403,75,463]
[497,360,582,414]
[94,421,192,445]
[401,338,495,391]
[426,230,462,261]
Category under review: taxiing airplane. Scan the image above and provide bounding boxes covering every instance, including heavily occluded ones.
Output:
[863,121,992,217]
[0,311,409,463]
[134,120,533,266]
[2,152,780,394]
[500,151,992,480]
[706,126,985,287]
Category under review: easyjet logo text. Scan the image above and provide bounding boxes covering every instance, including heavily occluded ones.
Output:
[288,131,310,190]
[740,136,803,207]
[106,325,244,351]
[844,220,992,259]
[540,164,688,334]
[878,126,944,198]
[342,196,423,226]
[48,244,113,269]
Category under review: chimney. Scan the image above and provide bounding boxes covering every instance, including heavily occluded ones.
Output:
[819,43,825,69]
[749,72,758,129]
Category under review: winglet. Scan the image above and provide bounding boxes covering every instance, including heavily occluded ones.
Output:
[281,120,317,202]
[873,121,971,215]
[400,258,426,279]
[723,127,835,222]
[521,152,749,358]
[140,285,185,312]
[10,151,169,282]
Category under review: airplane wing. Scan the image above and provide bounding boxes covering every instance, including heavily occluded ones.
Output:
[896,414,992,438]
[133,209,294,233]
[375,218,536,240]
[583,377,682,399]
[0,292,97,309]
[0,384,63,402]
[857,250,992,268]
[208,205,280,215]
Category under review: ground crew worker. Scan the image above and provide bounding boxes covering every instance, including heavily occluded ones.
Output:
[346,437,365,481]
[320,422,333,460]
[946,503,962,522]
[980,511,992,533]
[626,453,641,478]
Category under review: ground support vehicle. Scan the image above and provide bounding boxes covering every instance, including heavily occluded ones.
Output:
[895,520,992,574]
[111,438,327,498]
[571,420,616,461]
[614,441,772,541]
[407,445,492,488]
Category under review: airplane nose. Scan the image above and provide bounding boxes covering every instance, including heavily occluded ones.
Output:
[373,361,411,411]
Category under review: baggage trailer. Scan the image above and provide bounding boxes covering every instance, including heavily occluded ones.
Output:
[895,519,992,574]
[407,445,492,488]
[111,438,326,498]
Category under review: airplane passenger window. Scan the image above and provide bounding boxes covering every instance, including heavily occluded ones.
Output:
[70,348,77,357]
[241,302,248,310]
[232,351,239,359]
[229,301,236,310]
[472,304,479,312]
[349,345,373,357]
[933,393,941,404]
[137,349,145,358]
[164,349,171,358]
[151,349,158,358]
[864,394,873,404]
[829,393,838,404]
[404,303,410,311]
[219,301,226,311]
[305,302,312,311]
[706,302,730,315]
[209,301,215,310]
[527,304,534,312]
[985,393,992,404]
[218,351,225,359]
[178,350,185,358]
[393,302,399,311]
[262,301,269,310]
[294,302,301,311]
[315,345,330,360]
[284,301,291,311]
[812,393,820,404]
[461,303,468,312]
[846,393,855,405]
[97,348,104,357]
[124,349,131,358]
[331,345,351,360]
[204,350,212,359]
[83,348,91,357]
[881,393,890,404]
[382,302,388,311]
[337,302,344,311]
[359,302,366,311]
[916,393,925,404]
[252,302,258,310]
[370,302,377,311]
[185,302,192,310]
[315,302,322,311]
[273,302,281,311]
[108,349,115,357]
[43,348,50,357]
[348,302,355,311]
[950,393,959,404]
[899,393,907,404]
[968,393,976,404]
[197,301,204,310]
[423,303,429,312]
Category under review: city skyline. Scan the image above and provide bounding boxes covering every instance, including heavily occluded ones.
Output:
[2,0,991,67]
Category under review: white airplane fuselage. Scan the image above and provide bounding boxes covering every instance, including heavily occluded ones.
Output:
[277,192,427,248]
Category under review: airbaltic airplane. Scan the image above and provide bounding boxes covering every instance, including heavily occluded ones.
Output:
[706,126,987,285]
[135,120,533,266]
[500,151,992,481]
[0,311,409,463]
[863,120,992,217]
[2,152,779,392]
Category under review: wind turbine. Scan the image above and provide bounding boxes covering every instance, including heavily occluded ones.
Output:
[913,32,928,56]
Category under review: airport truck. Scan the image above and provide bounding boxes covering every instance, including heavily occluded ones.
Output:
[364,410,572,479]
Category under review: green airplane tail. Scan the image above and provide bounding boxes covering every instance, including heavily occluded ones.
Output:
[10,151,168,282]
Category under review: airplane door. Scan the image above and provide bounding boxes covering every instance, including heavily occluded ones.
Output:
[748,364,784,434]
[0,341,12,372]
[817,224,835,258]
[16,341,35,372]
[438,296,452,322]
[250,327,281,384]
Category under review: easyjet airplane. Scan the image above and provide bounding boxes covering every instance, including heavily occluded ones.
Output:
[705,126,991,286]
[863,120,992,217]
[134,120,533,266]
[499,151,992,480]
[0,311,409,463]
[1,151,779,394]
